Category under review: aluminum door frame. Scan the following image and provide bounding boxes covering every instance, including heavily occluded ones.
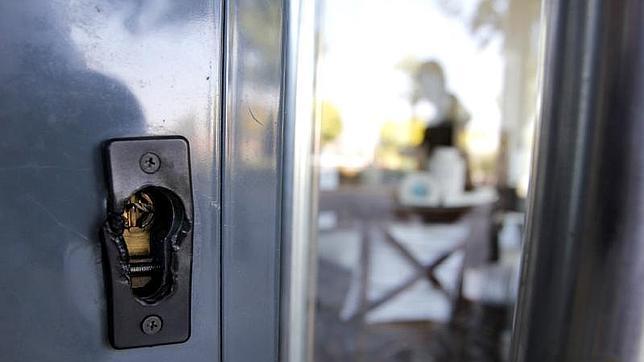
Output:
[220,0,286,361]
[511,0,644,360]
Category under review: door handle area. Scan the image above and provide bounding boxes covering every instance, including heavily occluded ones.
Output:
[101,136,194,349]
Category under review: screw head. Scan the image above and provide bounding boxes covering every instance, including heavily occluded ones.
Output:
[141,315,163,335]
[139,152,161,174]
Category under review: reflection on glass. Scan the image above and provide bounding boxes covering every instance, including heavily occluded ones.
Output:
[313,0,542,361]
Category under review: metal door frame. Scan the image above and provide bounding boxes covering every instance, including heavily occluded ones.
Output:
[511,0,644,360]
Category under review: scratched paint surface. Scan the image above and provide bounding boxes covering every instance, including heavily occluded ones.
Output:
[0,1,221,361]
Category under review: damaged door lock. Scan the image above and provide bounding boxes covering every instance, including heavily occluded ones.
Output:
[101,136,194,349]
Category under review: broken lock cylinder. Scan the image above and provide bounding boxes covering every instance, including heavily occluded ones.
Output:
[102,136,193,349]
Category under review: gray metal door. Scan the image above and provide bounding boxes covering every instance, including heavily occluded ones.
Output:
[0,0,286,361]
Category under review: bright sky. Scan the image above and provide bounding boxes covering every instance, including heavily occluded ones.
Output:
[319,0,504,167]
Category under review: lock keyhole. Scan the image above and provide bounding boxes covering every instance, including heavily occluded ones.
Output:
[120,186,188,303]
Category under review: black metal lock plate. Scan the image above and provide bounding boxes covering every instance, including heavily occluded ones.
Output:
[101,136,193,349]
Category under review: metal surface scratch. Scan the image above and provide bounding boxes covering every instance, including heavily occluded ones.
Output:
[248,107,264,126]
[27,195,90,241]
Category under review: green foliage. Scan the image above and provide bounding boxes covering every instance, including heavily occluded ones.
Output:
[320,101,342,145]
